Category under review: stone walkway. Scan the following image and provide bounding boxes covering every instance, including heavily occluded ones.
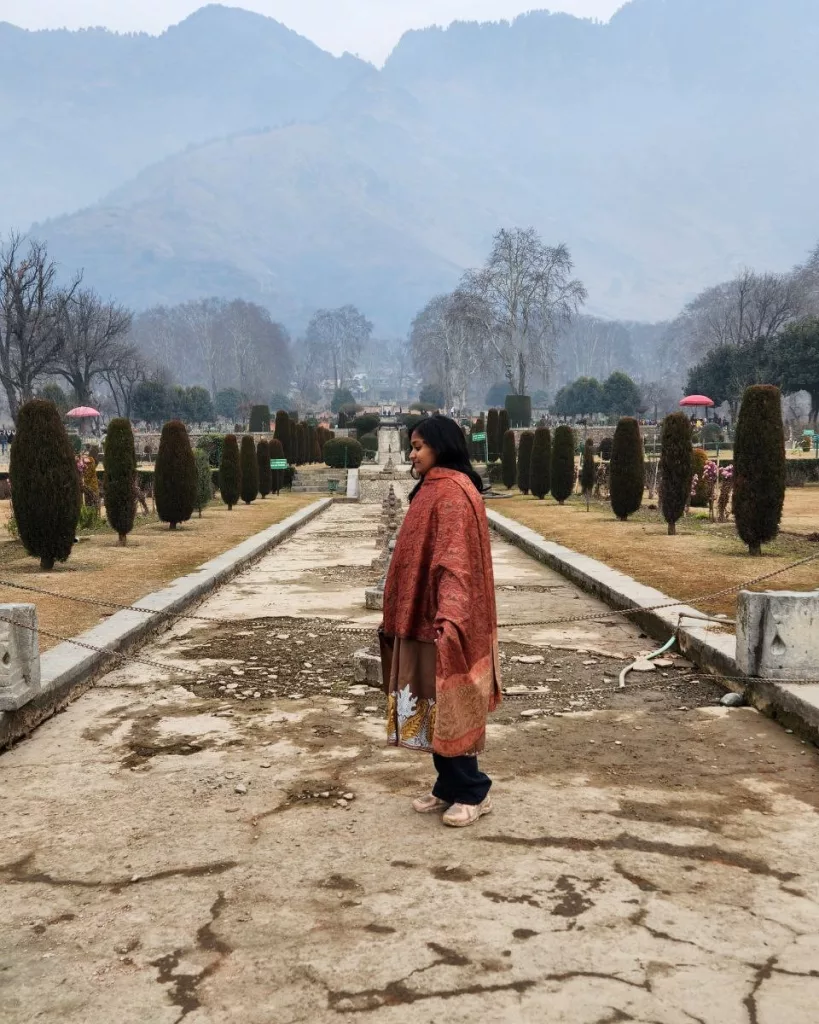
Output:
[2,501,819,1023]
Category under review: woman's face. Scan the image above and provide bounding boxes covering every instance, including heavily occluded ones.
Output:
[410,431,437,477]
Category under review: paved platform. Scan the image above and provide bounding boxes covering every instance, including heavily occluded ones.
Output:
[2,503,818,1023]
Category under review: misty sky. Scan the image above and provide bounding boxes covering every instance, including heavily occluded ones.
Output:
[0,1,624,63]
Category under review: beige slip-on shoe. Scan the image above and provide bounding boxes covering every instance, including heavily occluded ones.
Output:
[442,794,493,828]
[412,793,451,814]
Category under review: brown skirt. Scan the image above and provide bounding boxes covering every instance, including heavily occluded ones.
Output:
[379,634,437,753]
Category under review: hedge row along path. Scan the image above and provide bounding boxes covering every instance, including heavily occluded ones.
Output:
[3,500,818,1022]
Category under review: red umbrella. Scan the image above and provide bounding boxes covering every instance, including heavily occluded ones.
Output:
[679,395,714,408]
[66,406,101,418]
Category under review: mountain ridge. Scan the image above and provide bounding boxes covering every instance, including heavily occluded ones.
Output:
[7,0,819,333]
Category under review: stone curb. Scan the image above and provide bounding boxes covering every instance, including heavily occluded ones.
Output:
[0,498,332,749]
[486,508,819,742]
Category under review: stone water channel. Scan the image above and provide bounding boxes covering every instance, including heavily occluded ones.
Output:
[3,494,819,1023]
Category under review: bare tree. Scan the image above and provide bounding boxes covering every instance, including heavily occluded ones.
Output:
[53,288,132,405]
[410,293,487,412]
[456,228,586,395]
[306,305,372,390]
[0,233,81,420]
[557,314,634,381]
[673,268,808,362]
[223,299,291,400]
[100,345,148,418]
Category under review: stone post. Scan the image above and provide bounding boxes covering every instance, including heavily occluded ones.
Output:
[0,604,42,711]
[736,590,819,680]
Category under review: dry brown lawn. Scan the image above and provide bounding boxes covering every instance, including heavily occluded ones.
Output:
[495,487,819,620]
[0,494,316,650]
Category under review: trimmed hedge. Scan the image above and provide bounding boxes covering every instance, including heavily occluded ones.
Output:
[104,418,137,544]
[324,437,364,469]
[609,417,644,521]
[10,399,82,570]
[530,427,551,499]
[155,420,197,529]
[249,405,272,433]
[505,394,532,428]
[359,432,378,453]
[219,434,241,510]
[550,425,576,504]
[659,412,693,534]
[733,385,786,555]
[517,431,534,494]
[502,430,517,489]
[240,435,259,504]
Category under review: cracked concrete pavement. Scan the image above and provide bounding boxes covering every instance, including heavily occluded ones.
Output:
[2,501,819,1023]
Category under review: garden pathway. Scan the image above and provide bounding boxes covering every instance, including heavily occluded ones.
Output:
[2,501,819,1023]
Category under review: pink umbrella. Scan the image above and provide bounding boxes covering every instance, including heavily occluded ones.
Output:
[66,406,101,418]
[679,395,714,408]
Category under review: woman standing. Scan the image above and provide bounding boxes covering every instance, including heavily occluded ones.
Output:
[380,415,502,827]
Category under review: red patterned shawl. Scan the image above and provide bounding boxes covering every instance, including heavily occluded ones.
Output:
[382,467,502,756]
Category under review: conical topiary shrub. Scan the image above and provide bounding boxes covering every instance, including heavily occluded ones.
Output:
[517,431,534,494]
[103,417,137,544]
[551,426,576,504]
[733,385,786,555]
[274,410,290,462]
[257,439,272,498]
[501,430,517,489]
[659,412,693,535]
[498,407,510,441]
[240,435,259,504]
[219,434,241,510]
[289,419,300,465]
[10,399,81,570]
[690,448,709,508]
[269,438,285,494]
[487,408,501,462]
[194,448,214,518]
[249,404,271,433]
[609,417,644,521]
[580,438,596,510]
[530,427,551,499]
[471,415,485,462]
[154,420,197,529]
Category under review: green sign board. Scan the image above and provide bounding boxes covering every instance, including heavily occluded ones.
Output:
[270,459,288,469]
[803,430,815,437]
[472,432,487,442]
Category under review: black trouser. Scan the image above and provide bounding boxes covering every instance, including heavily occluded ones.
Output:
[432,753,491,806]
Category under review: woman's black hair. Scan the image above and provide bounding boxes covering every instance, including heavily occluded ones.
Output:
[408,414,484,501]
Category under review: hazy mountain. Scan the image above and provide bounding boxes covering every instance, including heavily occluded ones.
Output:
[0,5,370,227]
[16,0,819,332]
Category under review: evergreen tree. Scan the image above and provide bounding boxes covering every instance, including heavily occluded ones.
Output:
[10,399,81,570]
[551,425,576,504]
[501,430,517,489]
[517,431,534,494]
[487,408,501,461]
[274,410,291,462]
[154,420,197,529]
[249,405,272,433]
[471,414,486,461]
[498,407,510,440]
[240,436,259,504]
[269,438,285,494]
[580,438,596,510]
[219,434,241,510]
[609,417,644,521]
[103,417,137,544]
[289,419,300,465]
[530,427,551,499]
[733,385,786,555]
[658,412,693,534]
[194,449,214,518]
[257,439,272,497]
